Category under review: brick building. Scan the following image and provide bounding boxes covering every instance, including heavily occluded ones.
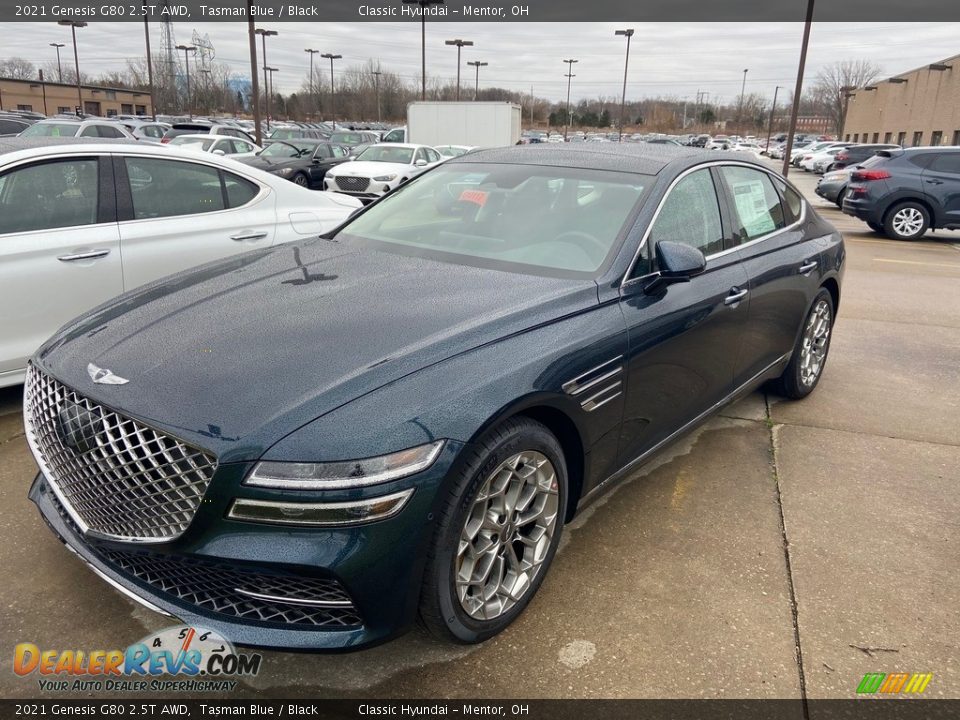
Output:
[0,77,153,117]
[843,53,960,147]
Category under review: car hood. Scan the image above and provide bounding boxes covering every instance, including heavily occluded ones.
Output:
[240,156,291,172]
[36,241,598,462]
[329,160,410,178]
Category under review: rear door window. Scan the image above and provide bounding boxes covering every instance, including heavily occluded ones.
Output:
[124,157,225,219]
[718,166,786,244]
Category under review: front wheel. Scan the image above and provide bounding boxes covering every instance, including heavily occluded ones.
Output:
[291,173,309,187]
[884,201,929,240]
[419,417,567,643]
[773,289,835,400]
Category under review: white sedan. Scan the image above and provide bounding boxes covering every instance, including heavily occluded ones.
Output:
[324,143,444,202]
[168,133,262,159]
[0,139,361,387]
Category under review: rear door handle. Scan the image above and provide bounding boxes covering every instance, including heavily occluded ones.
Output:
[230,231,268,242]
[57,249,110,262]
[798,259,818,275]
[724,287,749,306]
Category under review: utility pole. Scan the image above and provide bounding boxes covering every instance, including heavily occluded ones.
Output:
[765,85,782,152]
[50,43,64,83]
[176,44,196,119]
[838,84,856,139]
[246,3,262,146]
[372,68,382,122]
[142,3,156,118]
[467,60,487,101]
[782,0,815,176]
[255,28,278,131]
[563,58,578,142]
[402,0,444,101]
[444,39,473,101]
[58,20,87,114]
[736,68,748,139]
[39,69,48,115]
[615,29,634,142]
[265,67,278,121]
[305,48,318,120]
[321,53,341,128]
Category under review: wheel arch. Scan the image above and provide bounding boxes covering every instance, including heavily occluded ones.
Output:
[881,195,939,229]
[820,276,841,318]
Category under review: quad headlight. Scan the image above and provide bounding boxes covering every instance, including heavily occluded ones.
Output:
[244,440,445,490]
[273,167,295,176]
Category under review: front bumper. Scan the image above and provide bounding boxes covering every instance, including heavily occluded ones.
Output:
[29,445,460,650]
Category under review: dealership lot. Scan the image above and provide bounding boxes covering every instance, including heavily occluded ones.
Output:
[0,163,957,700]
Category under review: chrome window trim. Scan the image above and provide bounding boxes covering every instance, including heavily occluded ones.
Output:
[621,160,807,288]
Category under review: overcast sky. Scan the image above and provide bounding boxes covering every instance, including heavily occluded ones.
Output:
[7,22,959,103]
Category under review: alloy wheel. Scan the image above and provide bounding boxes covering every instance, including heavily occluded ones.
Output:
[456,451,560,621]
[799,299,832,387]
[892,207,924,237]
[293,175,308,186]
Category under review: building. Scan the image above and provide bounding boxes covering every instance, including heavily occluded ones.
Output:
[0,77,153,117]
[843,53,960,147]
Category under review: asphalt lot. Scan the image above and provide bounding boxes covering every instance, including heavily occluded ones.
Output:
[1,162,958,701]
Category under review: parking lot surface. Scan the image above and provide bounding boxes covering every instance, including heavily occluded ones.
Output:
[1,163,957,700]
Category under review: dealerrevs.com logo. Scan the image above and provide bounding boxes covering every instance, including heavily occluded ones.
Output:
[857,672,934,695]
[14,626,262,693]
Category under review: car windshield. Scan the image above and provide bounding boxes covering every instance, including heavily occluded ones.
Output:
[355,146,414,164]
[331,132,364,144]
[20,123,79,137]
[171,137,214,150]
[339,163,650,277]
[262,141,311,158]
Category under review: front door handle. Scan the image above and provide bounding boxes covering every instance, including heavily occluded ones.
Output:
[230,231,268,242]
[798,259,818,275]
[925,179,944,185]
[724,287,749,306]
[57,249,110,262]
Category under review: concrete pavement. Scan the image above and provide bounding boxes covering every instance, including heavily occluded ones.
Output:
[0,165,957,700]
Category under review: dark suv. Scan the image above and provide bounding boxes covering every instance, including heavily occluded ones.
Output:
[827,143,900,172]
[842,147,960,240]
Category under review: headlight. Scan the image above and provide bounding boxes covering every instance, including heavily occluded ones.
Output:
[274,167,294,176]
[245,440,444,490]
[373,174,397,182]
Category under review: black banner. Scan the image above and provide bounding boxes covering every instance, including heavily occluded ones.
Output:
[3,0,960,23]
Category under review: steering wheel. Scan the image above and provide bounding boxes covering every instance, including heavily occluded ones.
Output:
[553,230,607,257]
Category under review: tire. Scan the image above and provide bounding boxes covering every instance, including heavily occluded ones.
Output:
[419,417,567,644]
[291,173,309,187]
[835,188,847,208]
[883,201,930,240]
[773,289,835,400]
[867,221,883,233]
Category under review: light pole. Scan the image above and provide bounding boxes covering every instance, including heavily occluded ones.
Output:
[467,61,487,101]
[57,21,86,114]
[265,67,278,121]
[838,84,856,139]
[255,28,278,131]
[176,44,196,119]
[372,68,382,122]
[444,39,473,101]
[142,3,155,118]
[402,0,445,100]
[321,53,341,128]
[199,68,211,114]
[765,85,782,152]
[615,29,634,142]
[563,58,578,142]
[736,68,748,139]
[782,0,815,176]
[305,48,318,120]
[49,43,65,83]
[246,3,263,145]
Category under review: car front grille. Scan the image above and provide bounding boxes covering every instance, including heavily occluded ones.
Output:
[98,548,362,628]
[335,176,370,192]
[23,365,217,542]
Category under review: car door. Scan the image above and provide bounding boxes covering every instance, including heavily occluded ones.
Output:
[617,167,751,465]
[114,154,277,291]
[307,144,338,184]
[922,152,960,227]
[714,165,820,386]
[0,155,122,380]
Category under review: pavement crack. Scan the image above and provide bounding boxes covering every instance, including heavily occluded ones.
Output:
[767,392,809,718]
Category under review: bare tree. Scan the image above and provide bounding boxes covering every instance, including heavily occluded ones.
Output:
[813,59,882,135]
[0,57,37,80]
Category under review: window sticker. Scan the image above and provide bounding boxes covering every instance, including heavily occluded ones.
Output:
[731,179,775,237]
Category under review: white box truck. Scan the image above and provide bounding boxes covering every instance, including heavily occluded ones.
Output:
[406,102,522,148]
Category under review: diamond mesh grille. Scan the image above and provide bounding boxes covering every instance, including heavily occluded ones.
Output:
[335,176,370,192]
[98,549,362,627]
[24,365,217,542]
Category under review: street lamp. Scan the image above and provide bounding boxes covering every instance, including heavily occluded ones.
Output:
[199,68,211,115]
[141,3,156,118]
[466,60,487,101]
[736,68,748,139]
[57,20,86,114]
[305,48,318,120]
[444,39,473,101]
[765,85,782,152]
[321,53,342,128]
[614,28,634,142]
[265,67,279,121]
[403,0,445,100]
[563,58,578,142]
[49,43,65,83]
[255,28,278,131]
[175,44,196,119]
[371,68,383,122]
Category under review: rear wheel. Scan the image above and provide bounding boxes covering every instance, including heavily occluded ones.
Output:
[835,188,847,208]
[419,417,567,643]
[773,289,834,400]
[884,201,929,240]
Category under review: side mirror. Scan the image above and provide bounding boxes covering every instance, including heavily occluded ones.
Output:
[644,241,706,294]
[212,149,226,156]
[414,158,428,167]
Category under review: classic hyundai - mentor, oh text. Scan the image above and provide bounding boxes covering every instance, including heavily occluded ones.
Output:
[26,145,844,650]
